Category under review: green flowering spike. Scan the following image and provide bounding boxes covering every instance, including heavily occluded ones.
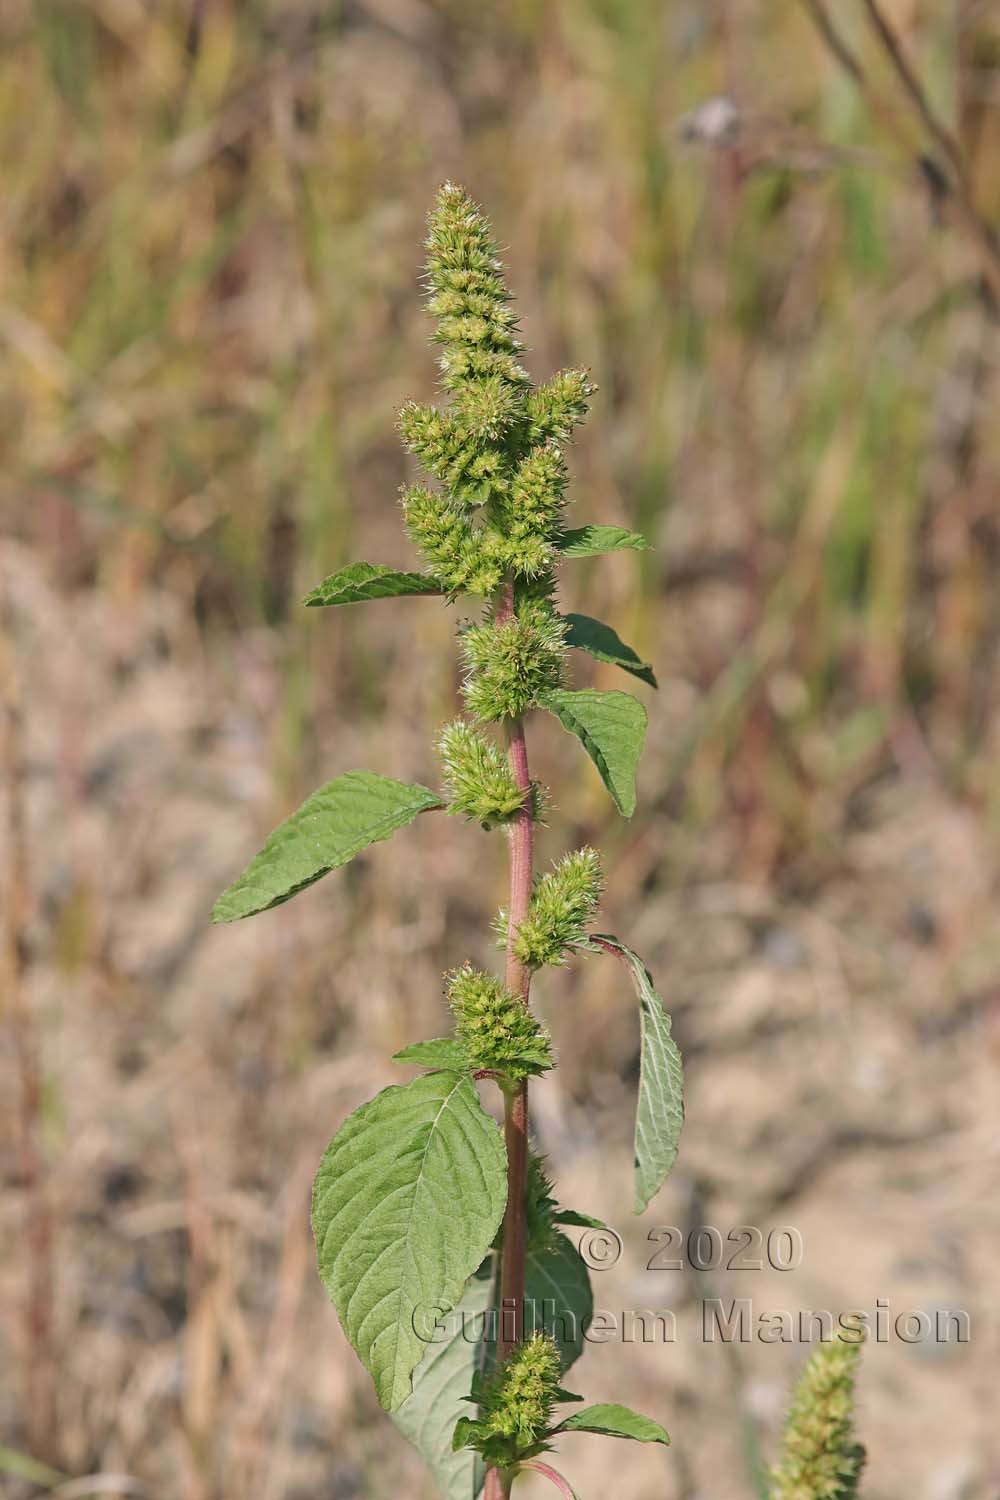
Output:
[398,404,473,492]
[448,965,553,1081]
[425,183,530,394]
[771,1335,867,1500]
[401,484,470,578]
[462,598,567,722]
[438,719,527,828]
[525,369,595,445]
[453,1334,563,1466]
[487,443,567,578]
[401,486,505,596]
[506,444,568,539]
[506,848,604,969]
[398,402,509,508]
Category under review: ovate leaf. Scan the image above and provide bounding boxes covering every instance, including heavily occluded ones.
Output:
[393,1038,470,1071]
[551,1403,670,1445]
[520,1232,593,1373]
[587,936,684,1213]
[557,525,650,558]
[539,690,647,817]
[392,1231,593,1499]
[304,562,442,607]
[312,1071,506,1412]
[211,772,443,922]
[391,1260,493,1500]
[563,614,657,689]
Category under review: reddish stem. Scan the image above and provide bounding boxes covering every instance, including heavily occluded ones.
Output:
[497,714,534,1368]
[520,1461,578,1499]
[485,581,536,1500]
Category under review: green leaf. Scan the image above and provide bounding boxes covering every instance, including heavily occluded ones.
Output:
[391,1260,493,1500]
[312,1071,506,1413]
[553,1208,607,1230]
[392,1231,592,1499]
[304,562,442,607]
[520,1232,594,1371]
[393,1037,470,1071]
[557,525,650,558]
[551,1403,670,1445]
[587,936,684,1213]
[211,772,443,922]
[538,689,647,817]
[563,614,657,689]
[452,1417,484,1453]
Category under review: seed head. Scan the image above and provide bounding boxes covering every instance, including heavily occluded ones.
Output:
[771,1334,867,1500]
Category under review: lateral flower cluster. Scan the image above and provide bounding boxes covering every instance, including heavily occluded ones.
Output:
[453,1333,566,1468]
[448,965,553,1082]
[499,847,604,969]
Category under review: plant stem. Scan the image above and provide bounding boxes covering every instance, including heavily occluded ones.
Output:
[486,583,536,1500]
[484,1469,513,1500]
[498,716,533,1362]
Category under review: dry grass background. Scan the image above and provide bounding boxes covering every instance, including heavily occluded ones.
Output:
[2,1,1000,1497]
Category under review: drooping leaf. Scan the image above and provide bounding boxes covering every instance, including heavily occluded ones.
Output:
[393,1037,470,1071]
[557,525,650,558]
[539,690,647,817]
[212,772,443,922]
[393,1231,593,1499]
[311,1072,507,1412]
[587,935,684,1214]
[304,562,442,607]
[551,1403,670,1445]
[562,614,657,689]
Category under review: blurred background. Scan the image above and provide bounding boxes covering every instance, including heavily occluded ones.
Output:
[2,1,1000,1496]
